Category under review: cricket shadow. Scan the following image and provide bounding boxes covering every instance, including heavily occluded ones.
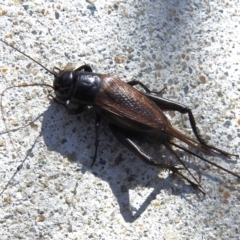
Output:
[41,102,200,223]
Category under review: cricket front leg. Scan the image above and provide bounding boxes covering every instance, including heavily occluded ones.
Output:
[75,64,93,72]
[90,113,102,166]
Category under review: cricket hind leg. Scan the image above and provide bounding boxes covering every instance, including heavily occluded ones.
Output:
[147,95,238,158]
[109,124,205,194]
[128,80,236,158]
[127,80,205,145]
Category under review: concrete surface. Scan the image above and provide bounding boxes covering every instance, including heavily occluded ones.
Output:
[0,0,239,239]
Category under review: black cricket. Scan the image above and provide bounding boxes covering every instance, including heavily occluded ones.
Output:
[1,39,239,195]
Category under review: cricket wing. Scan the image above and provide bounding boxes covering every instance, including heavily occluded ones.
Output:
[94,75,169,131]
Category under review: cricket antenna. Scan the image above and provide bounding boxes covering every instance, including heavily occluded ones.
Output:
[0,39,57,77]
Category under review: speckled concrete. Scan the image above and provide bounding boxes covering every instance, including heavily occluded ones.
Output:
[0,1,240,239]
